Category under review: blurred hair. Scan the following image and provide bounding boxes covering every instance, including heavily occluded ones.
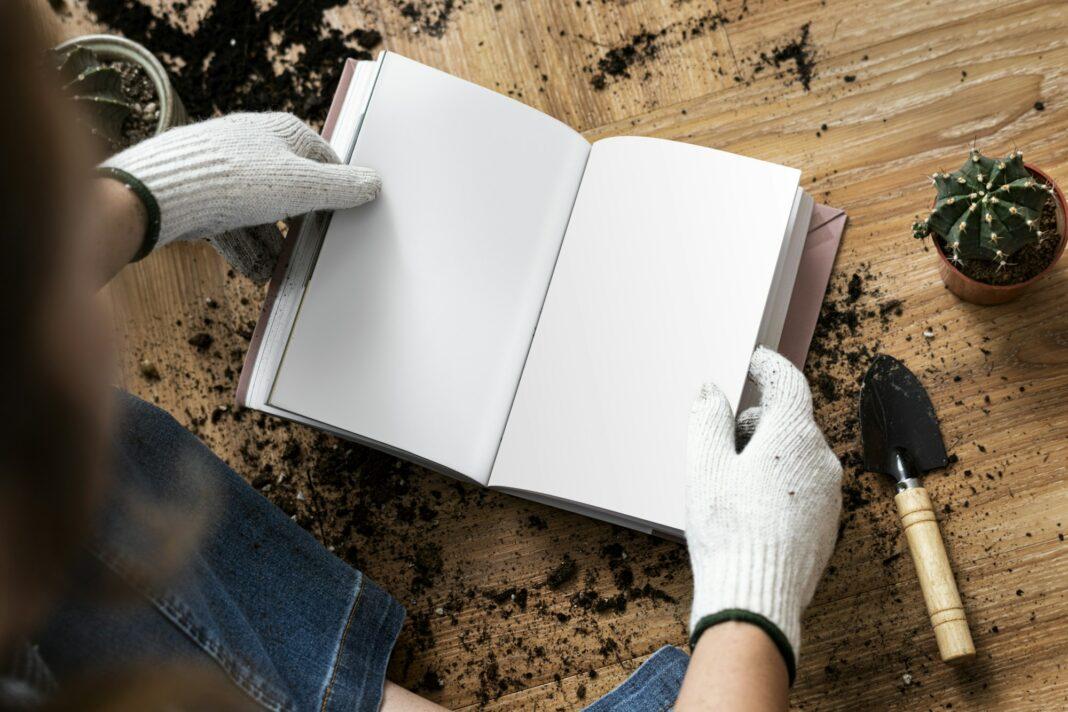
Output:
[0,0,103,644]
[0,4,248,709]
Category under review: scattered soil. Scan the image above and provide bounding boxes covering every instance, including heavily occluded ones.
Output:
[590,31,660,91]
[586,10,731,91]
[802,263,908,537]
[72,0,1025,706]
[85,0,816,121]
[935,192,1061,286]
[84,0,385,123]
[138,359,161,381]
[110,59,159,147]
[187,332,213,351]
[757,23,815,91]
[410,543,444,594]
[126,250,960,706]
[546,555,578,589]
[582,8,819,95]
[415,668,444,692]
[393,0,466,37]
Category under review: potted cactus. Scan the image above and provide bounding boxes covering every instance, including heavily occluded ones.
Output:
[53,34,188,155]
[913,149,1066,305]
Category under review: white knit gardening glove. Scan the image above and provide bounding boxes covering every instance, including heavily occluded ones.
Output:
[99,112,380,282]
[686,346,842,683]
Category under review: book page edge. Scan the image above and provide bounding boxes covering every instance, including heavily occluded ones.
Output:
[236,57,361,407]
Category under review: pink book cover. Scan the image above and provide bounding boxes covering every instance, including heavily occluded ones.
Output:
[780,204,847,369]
[236,59,847,406]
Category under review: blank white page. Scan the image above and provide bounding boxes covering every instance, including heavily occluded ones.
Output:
[490,137,801,530]
[270,53,590,483]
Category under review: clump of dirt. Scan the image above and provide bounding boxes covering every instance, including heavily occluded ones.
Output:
[756,23,815,91]
[393,0,467,37]
[415,668,444,692]
[934,193,1061,286]
[484,586,529,612]
[187,333,213,351]
[590,31,659,91]
[568,542,677,617]
[527,514,548,530]
[138,359,161,381]
[410,543,444,594]
[84,0,385,123]
[546,555,578,589]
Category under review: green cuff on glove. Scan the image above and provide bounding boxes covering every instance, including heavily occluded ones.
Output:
[97,166,161,263]
[690,609,797,686]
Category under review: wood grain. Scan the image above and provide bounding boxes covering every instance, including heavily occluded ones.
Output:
[40,0,1068,708]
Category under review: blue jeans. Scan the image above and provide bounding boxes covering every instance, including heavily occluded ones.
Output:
[34,392,688,710]
[584,646,690,711]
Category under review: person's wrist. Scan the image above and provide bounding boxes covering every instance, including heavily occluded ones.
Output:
[692,619,790,680]
[690,609,797,685]
[94,175,151,265]
[688,540,802,684]
[95,168,159,261]
[676,618,790,711]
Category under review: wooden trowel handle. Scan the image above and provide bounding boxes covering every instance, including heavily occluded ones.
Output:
[895,487,975,663]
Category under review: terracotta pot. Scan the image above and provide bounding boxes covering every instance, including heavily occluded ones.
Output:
[933,164,1067,305]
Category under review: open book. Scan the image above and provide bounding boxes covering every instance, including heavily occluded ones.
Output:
[238,52,846,538]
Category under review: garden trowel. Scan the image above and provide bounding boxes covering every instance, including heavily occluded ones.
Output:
[859,354,975,663]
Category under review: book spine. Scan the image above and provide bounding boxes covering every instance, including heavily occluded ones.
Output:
[234,58,359,407]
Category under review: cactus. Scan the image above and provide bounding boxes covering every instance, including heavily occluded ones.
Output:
[912,149,1054,269]
[52,46,136,149]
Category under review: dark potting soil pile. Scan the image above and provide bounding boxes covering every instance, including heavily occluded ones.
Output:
[85,0,821,121]
[935,193,1061,286]
[110,59,158,147]
[83,0,384,124]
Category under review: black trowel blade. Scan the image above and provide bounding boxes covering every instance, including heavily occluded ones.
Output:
[859,354,948,477]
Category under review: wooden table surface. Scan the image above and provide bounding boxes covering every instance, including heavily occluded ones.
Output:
[41,0,1068,708]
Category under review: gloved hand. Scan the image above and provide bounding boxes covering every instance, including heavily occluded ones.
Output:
[99,112,381,282]
[685,346,842,684]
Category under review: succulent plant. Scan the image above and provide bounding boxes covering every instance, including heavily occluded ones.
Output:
[913,150,1054,269]
[52,45,136,150]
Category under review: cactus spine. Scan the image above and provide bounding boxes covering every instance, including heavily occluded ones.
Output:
[913,150,1053,270]
[52,46,137,150]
